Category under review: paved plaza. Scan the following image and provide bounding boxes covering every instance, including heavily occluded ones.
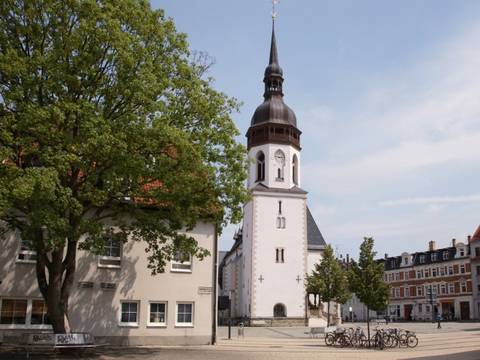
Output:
[1,322,480,359]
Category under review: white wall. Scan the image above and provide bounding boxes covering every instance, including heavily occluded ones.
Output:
[251,193,307,318]
[247,144,301,190]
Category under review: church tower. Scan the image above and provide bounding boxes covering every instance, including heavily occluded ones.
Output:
[240,20,309,323]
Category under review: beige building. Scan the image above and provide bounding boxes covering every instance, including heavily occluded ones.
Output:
[0,222,217,345]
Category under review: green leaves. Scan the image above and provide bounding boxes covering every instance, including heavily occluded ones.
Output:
[348,237,389,312]
[305,244,350,305]
[0,0,248,272]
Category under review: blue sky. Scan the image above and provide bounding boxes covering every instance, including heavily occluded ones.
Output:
[153,0,480,258]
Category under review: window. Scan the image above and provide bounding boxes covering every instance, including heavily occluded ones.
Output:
[448,283,455,294]
[440,284,446,294]
[426,305,431,313]
[431,253,437,261]
[256,152,265,181]
[120,301,139,326]
[440,267,445,276]
[417,286,424,297]
[417,270,423,279]
[419,255,425,264]
[459,248,465,257]
[0,299,27,324]
[460,264,465,274]
[395,272,399,281]
[476,247,480,257]
[99,236,121,268]
[17,238,37,262]
[448,266,453,275]
[404,257,409,265]
[432,268,437,277]
[292,154,299,185]
[176,303,193,326]
[171,252,192,272]
[443,251,449,260]
[461,282,467,293]
[477,265,480,276]
[276,248,285,263]
[148,302,167,326]
[418,304,423,313]
[425,268,430,278]
[276,216,286,229]
[394,288,400,298]
[31,300,49,325]
[404,271,409,280]
[405,287,410,297]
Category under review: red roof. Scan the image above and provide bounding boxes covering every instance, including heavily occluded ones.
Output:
[472,225,480,241]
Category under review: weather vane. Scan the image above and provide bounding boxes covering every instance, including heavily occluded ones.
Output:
[271,0,279,20]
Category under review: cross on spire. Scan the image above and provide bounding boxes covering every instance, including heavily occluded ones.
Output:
[296,275,302,284]
[258,275,265,283]
[271,0,279,20]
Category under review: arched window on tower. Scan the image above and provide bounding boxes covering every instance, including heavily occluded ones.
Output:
[256,152,265,182]
[274,150,285,182]
[273,303,286,318]
[292,154,298,185]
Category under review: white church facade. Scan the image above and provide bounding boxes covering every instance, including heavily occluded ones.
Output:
[219,23,329,326]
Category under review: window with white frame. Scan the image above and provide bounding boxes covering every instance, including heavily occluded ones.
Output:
[440,284,446,294]
[432,268,437,277]
[120,301,139,326]
[395,272,400,281]
[460,282,467,293]
[443,251,449,260]
[99,236,121,268]
[417,286,424,297]
[171,251,192,272]
[418,304,423,313]
[440,267,445,276]
[448,283,455,294]
[431,253,437,261]
[426,305,431,313]
[460,264,465,274]
[448,266,453,275]
[394,288,400,298]
[425,268,430,277]
[419,255,425,264]
[417,270,423,279]
[405,287,410,297]
[459,248,465,257]
[17,238,37,262]
[30,300,49,325]
[176,302,193,326]
[0,299,27,324]
[148,302,167,326]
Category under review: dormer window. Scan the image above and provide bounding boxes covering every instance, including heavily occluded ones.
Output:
[443,251,449,260]
[404,257,408,265]
[459,248,465,257]
[431,253,437,261]
[256,152,265,182]
[419,255,425,264]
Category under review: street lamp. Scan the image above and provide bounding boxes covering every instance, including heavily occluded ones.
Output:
[349,306,353,322]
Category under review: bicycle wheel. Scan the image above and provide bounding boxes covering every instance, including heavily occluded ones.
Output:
[406,335,418,348]
[325,333,335,346]
[398,333,407,347]
[339,334,351,348]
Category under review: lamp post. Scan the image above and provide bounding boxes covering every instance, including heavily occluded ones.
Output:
[349,306,353,323]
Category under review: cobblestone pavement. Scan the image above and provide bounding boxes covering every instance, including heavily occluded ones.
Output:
[1,322,480,360]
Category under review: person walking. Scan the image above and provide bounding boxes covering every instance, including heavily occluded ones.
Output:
[436,313,442,329]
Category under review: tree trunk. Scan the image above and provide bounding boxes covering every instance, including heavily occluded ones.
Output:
[35,231,78,334]
[327,301,331,327]
[366,305,370,347]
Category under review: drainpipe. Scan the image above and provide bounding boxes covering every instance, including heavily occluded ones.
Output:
[211,224,219,345]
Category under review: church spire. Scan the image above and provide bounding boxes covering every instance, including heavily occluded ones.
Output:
[263,20,284,98]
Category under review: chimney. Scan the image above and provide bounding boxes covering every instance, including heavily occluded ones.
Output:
[428,241,436,252]
[346,254,350,264]
[384,253,388,260]
[468,235,472,243]
[452,238,457,247]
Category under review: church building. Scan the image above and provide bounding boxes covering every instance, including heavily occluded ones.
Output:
[219,21,328,326]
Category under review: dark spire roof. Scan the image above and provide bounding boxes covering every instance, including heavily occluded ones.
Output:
[307,207,326,249]
[250,20,297,127]
[264,22,283,78]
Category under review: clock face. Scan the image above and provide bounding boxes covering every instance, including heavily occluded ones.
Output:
[275,151,285,164]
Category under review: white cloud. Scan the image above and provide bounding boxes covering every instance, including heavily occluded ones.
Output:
[380,194,480,207]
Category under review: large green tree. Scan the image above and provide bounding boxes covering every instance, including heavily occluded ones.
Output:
[349,237,389,343]
[0,0,247,333]
[305,244,350,327]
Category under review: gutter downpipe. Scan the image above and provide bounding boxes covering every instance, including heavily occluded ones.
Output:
[211,224,219,345]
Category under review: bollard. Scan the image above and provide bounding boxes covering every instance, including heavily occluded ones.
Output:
[228,319,232,340]
[237,322,244,338]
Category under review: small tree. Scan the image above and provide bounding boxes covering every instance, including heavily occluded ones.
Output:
[349,237,389,343]
[305,244,350,327]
